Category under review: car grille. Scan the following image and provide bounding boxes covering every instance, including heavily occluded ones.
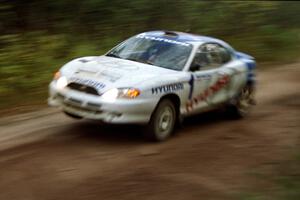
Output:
[64,103,103,114]
[67,82,99,96]
[55,92,102,112]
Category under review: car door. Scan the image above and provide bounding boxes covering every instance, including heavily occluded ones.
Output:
[207,43,249,105]
[186,43,235,113]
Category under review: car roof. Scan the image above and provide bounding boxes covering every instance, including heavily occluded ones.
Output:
[141,30,233,50]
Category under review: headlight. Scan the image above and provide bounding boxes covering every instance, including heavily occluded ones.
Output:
[54,71,61,80]
[53,71,68,89]
[56,76,68,89]
[101,88,140,102]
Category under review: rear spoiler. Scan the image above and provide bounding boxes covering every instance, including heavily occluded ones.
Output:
[236,52,254,60]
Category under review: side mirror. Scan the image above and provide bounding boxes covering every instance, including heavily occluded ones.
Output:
[190,63,201,72]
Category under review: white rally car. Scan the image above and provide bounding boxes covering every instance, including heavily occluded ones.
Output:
[49,31,256,141]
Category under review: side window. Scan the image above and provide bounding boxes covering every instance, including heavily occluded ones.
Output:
[190,43,232,71]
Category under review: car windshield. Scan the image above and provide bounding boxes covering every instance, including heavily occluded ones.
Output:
[106,34,192,71]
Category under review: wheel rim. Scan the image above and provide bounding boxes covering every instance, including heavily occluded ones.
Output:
[157,106,174,138]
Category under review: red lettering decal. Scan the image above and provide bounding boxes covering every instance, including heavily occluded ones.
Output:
[196,95,202,102]
[210,84,219,92]
[200,94,206,101]
[186,101,193,112]
[204,89,210,98]
[193,98,198,104]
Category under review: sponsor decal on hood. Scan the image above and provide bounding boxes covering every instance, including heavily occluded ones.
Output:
[69,77,106,90]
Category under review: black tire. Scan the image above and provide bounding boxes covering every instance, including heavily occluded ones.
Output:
[64,111,83,119]
[144,99,176,142]
[228,85,253,119]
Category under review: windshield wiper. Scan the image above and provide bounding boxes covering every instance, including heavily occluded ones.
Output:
[106,52,121,58]
[126,58,154,65]
[144,60,154,65]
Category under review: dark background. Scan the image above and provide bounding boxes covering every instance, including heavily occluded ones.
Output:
[1,0,300,109]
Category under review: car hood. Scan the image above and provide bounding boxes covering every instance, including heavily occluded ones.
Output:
[63,56,178,93]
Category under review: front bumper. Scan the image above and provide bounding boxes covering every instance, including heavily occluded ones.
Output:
[48,82,157,124]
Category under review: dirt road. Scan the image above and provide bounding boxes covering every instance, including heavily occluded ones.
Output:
[0,64,299,200]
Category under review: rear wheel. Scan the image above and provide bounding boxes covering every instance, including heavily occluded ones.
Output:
[229,85,254,118]
[144,99,176,141]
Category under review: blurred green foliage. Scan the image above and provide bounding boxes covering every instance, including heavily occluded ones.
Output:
[0,1,300,108]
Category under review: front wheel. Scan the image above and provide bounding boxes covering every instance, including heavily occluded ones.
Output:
[144,99,176,142]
